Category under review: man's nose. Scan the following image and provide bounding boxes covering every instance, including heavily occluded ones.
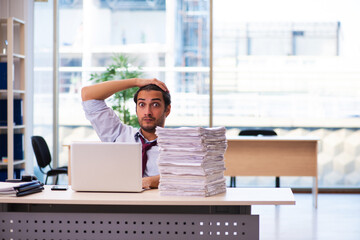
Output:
[144,105,152,115]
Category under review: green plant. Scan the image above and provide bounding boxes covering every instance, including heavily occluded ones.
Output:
[89,54,142,127]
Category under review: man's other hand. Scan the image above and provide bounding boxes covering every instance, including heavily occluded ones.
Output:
[142,175,160,189]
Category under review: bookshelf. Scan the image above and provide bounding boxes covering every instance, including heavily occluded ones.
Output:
[0,17,26,180]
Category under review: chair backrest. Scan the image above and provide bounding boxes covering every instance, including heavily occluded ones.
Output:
[31,136,52,169]
[239,129,277,136]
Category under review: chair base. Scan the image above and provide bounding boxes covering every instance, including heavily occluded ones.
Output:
[45,172,68,185]
[230,176,280,188]
[275,176,280,188]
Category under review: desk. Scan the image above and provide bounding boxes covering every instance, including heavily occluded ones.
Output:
[0,186,295,239]
[225,136,319,207]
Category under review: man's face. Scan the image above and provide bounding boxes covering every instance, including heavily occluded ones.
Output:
[136,90,171,133]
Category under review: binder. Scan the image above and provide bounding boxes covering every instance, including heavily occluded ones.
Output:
[0,133,24,160]
[14,181,44,197]
[0,99,23,126]
[16,187,44,197]
[0,180,44,197]
[0,62,6,89]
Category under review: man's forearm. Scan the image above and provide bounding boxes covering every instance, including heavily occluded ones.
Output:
[81,78,138,101]
[81,78,169,101]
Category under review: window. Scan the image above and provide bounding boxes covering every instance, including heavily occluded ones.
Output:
[34,0,360,188]
[33,1,54,180]
[213,0,360,188]
[55,0,209,168]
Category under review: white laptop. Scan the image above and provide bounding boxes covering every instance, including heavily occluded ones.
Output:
[71,142,143,192]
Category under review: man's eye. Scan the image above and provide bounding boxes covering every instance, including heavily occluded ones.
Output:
[139,103,145,107]
[153,103,160,107]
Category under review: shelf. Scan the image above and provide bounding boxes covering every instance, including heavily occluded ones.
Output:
[0,54,26,59]
[0,159,25,166]
[0,17,26,180]
[0,125,25,130]
[13,54,25,59]
[12,17,25,25]
[0,17,25,25]
[0,90,26,94]
[14,90,25,94]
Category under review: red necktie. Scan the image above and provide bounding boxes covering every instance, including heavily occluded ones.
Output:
[139,136,157,176]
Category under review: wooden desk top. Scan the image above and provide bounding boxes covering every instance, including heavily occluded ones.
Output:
[226,136,320,141]
[0,186,295,206]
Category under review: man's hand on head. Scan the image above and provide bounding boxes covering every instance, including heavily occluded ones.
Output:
[136,78,169,93]
[142,175,160,189]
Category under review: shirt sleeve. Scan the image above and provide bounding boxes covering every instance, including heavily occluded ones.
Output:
[82,99,136,142]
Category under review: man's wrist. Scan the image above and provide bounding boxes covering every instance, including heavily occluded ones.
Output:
[133,78,140,87]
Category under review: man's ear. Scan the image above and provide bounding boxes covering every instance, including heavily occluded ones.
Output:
[165,104,171,117]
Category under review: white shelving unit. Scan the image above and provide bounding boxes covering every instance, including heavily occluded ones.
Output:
[0,17,26,180]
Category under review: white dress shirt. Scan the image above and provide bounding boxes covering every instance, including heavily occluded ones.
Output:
[82,99,159,177]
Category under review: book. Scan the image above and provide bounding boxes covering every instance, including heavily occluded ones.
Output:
[0,181,44,197]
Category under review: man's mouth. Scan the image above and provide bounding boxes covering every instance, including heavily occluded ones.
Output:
[143,118,154,122]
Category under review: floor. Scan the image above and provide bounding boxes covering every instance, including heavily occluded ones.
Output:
[252,193,360,240]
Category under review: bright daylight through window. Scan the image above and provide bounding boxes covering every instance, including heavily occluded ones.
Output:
[33,0,360,188]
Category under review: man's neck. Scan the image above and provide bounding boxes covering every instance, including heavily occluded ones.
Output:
[140,129,157,141]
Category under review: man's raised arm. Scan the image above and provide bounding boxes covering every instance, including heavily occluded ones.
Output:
[81,78,169,101]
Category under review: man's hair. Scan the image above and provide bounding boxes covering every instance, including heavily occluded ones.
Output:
[133,84,171,109]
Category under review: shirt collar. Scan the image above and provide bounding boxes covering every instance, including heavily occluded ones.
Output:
[134,130,157,144]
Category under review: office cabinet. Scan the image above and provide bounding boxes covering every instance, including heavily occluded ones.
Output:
[0,17,26,180]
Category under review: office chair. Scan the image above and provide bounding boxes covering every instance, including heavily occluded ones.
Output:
[31,136,68,185]
[230,129,280,188]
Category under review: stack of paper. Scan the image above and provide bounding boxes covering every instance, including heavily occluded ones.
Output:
[0,181,44,197]
[156,126,227,197]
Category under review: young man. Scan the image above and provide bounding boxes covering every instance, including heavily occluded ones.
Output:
[81,78,171,189]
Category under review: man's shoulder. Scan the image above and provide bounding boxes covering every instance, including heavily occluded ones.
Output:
[115,125,139,142]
